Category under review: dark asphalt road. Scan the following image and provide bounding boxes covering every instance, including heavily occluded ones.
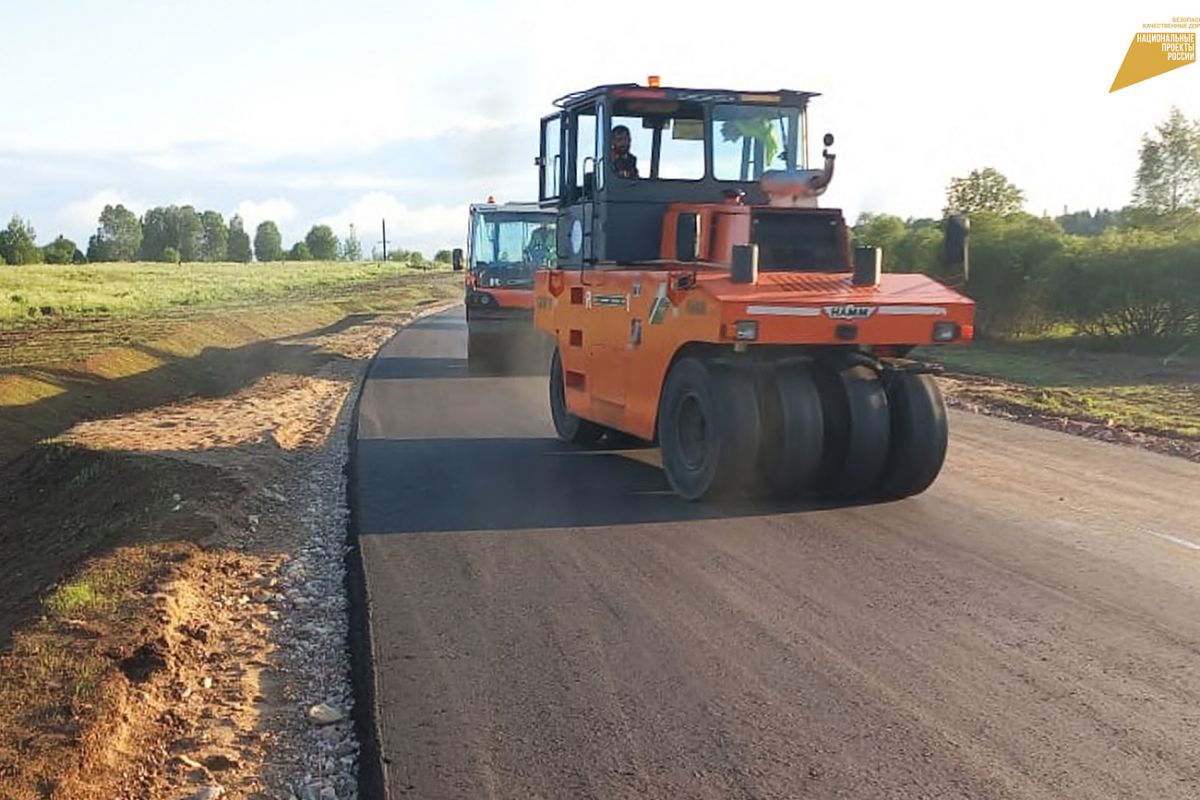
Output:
[353,307,1200,799]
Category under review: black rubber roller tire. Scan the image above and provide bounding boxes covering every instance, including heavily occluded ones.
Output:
[549,347,605,445]
[814,364,890,500]
[758,363,825,499]
[881,372,948,499]
[658,358,761,501]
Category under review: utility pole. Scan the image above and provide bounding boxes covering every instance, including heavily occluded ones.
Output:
[381,219,388,262]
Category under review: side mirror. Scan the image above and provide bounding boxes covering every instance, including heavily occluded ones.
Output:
[676,212,699,262]
[823,133,835,147]
[452,248,464,272]
[942,215,969,285]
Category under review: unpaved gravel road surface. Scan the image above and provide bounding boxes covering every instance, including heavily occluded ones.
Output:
[354,308,1200,799]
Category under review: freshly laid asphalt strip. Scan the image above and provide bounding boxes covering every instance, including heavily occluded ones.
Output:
[353,307,1200,799]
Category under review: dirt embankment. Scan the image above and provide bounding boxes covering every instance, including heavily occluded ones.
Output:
[937,373,1200,463]
[0,283,457,800]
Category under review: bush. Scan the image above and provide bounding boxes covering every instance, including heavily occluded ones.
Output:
[43,236,82,265]
[163,246,182,264]
[961,213,1065,336]
[852,214,942,274]
[287,241,312,261]
[1048,230,1200,340]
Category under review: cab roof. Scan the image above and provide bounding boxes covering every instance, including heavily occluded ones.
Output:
[468,201,551,215]
[553,83,820,109]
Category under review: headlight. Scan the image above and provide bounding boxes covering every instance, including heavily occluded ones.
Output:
[932,321,960,342]
[734,320,758,341]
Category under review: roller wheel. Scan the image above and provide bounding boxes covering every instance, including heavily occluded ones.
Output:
[658,359,761,501]
[814,364,890,500]
[880,372,948,499]
[758,362,825,499]
[549,347,605,445]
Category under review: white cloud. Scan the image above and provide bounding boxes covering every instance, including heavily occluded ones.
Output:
[320,193,464,255]
[59,189,145,231]
[235,199,299,235]
[279,173,421,192]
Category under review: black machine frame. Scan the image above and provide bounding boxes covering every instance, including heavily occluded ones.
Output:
[536,83,821,269]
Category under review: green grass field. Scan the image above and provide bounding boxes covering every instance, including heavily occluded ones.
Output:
[917,339,1200,438]
[0,260,451,328]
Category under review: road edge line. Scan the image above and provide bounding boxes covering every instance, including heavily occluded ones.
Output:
[343,302,460,800]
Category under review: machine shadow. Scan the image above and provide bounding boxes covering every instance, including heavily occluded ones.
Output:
[353,436,851,535]
[370,350,549,380]
[408,317,467,332]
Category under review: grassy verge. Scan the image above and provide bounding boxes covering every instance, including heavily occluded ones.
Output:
[0,269,461,464]
[916,338,1200,440]
[0,260,451,328]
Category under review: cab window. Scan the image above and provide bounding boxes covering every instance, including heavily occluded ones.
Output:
[609,99,705,181]
[712,104,803,181]
[540,115,561,201]
[571,108,597,200]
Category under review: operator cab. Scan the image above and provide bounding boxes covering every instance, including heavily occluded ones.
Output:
[466,201,557,291]
[537,79,845,272]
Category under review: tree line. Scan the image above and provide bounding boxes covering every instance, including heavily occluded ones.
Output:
[853,107,1200,343]
[0,204,451,266]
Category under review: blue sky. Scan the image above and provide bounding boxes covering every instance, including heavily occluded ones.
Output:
[2,1,1199,255]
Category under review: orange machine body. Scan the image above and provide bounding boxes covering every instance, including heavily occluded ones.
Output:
[535,206,974,441]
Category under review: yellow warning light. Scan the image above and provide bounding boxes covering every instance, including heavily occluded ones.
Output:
[647,75,661,87]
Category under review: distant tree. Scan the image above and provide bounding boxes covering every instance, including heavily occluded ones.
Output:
[43,235,83,264]
[138,206,174,261]
[340,224,362,261]
[0,215,42,265]
[434,249,453,264]
[287,241,313,261]
[87,204,141,261]
[227,215,252,262]
[1056,208,1127,237]
[944,167,1025,216]
[305,225,339,260]
[163,246,182,264]
[1134,107,1200,215]
[254,220,283,262]
[852,212,908,256]
[86,233,109,262]
[176,205,203,262]
[200,210,229,261]
[137,205,202,262]
[891,224,943,273]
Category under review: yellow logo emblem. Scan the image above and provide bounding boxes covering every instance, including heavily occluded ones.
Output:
[1111,19,1198,92]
